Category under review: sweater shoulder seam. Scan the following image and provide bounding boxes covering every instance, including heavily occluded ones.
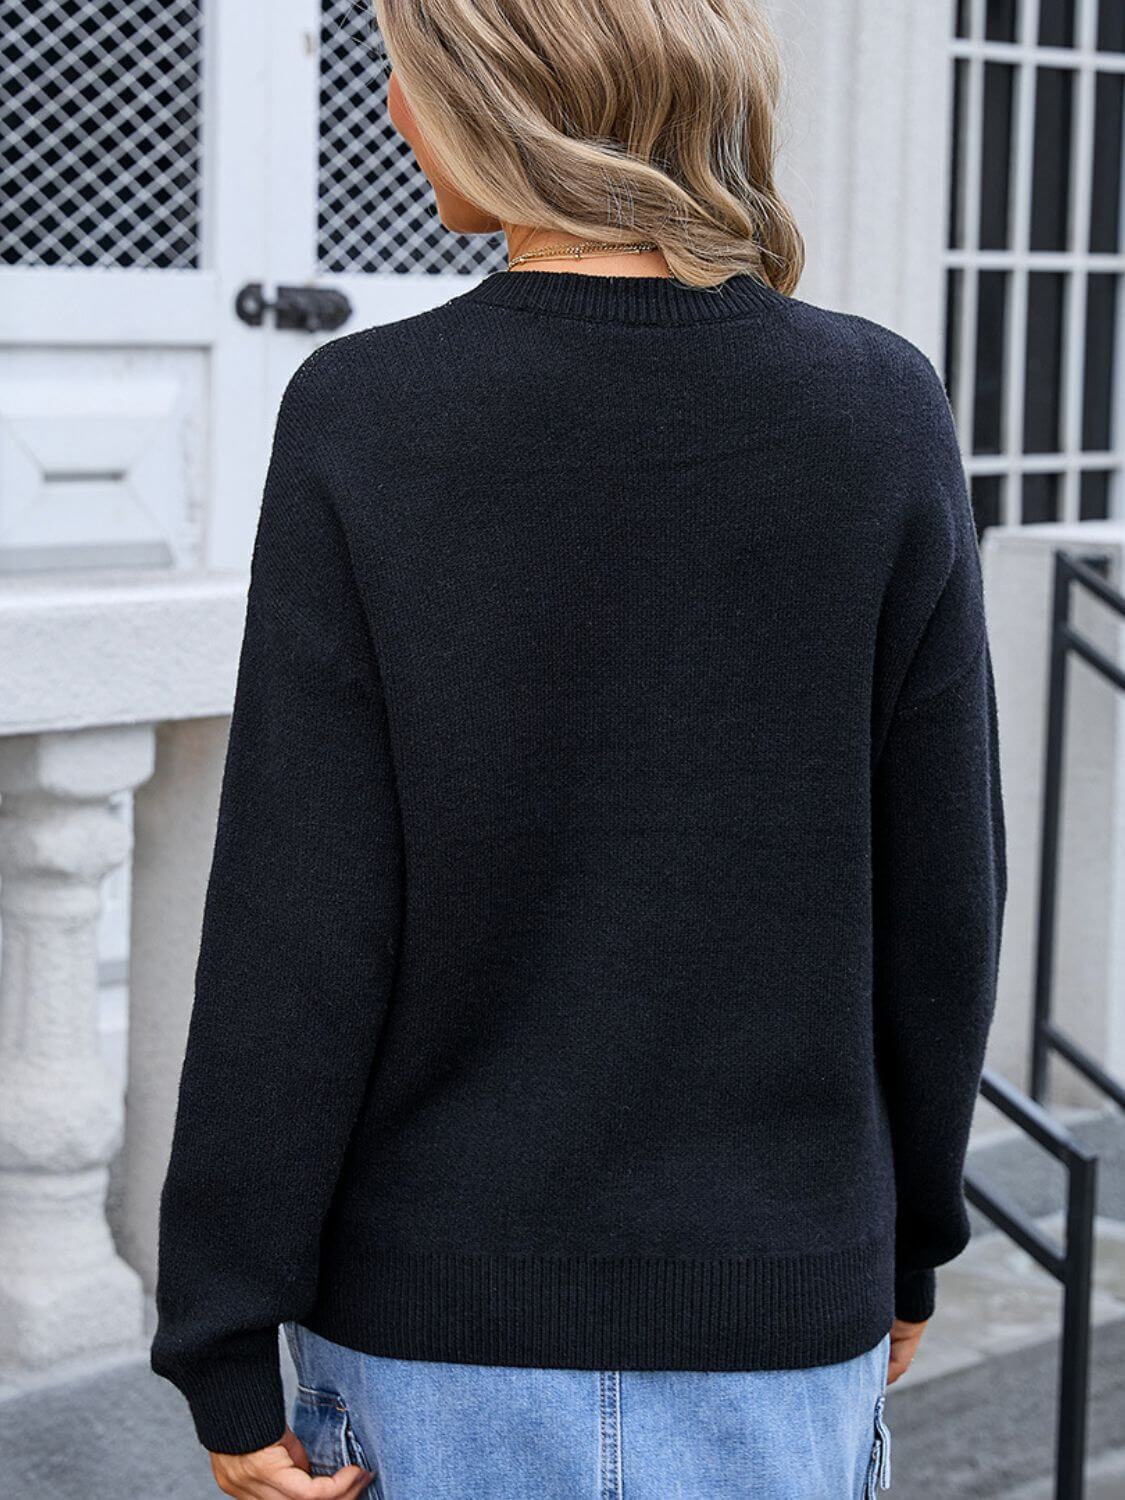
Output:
[891,628,987,722]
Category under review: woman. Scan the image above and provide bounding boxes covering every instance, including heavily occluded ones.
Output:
[152,1,1005,1496]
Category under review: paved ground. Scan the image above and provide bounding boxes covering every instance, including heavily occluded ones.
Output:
[888,1215,1125,1499]
[998,1447,1125,1499]
[909,1213,1125,1387]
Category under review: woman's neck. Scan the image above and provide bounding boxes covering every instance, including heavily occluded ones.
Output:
[502,223,671,278]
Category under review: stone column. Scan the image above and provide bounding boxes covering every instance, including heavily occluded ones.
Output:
[114,716,229,1290]
[0,724,155,1370]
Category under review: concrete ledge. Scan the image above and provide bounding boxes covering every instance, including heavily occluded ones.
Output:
[0,570,247,735]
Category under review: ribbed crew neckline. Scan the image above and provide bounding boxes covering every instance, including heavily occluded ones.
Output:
[457,267,782,327]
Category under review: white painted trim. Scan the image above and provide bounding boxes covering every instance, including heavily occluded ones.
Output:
[200,0,273,570]
[1061,0,1099,521]
[947,250,1125,270]
[999,0,1040,526]
[951,39,1125,72]
[267,1,322,287]
[0,270,218,345]
[966,451,1117,473]
[953,0,986,445]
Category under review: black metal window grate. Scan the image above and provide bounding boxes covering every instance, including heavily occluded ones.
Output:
[0,0,203,269]
[947,0,1125,533]
[317,0,506,275]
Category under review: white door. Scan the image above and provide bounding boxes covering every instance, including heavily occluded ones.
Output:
[249,0,507,541]
[0,0,279,574]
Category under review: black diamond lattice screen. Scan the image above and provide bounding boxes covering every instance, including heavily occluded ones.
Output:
[1,0,203,269]
[318,0,506,274]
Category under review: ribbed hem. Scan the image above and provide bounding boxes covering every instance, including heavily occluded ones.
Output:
[306,1233,895,1372]
[455,268,784,327]
[894,1266,936,1323]
[153,1338,287,1455]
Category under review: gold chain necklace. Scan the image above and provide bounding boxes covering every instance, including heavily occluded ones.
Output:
[507,239,659,270]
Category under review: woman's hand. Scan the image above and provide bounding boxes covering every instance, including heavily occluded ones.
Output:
[210,1427,373,1498]
[887,1317,928,1385]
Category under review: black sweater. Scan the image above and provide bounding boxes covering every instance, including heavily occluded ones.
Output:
[152,269,1006,1455]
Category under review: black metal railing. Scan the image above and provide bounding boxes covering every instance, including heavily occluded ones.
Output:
[961,546,1125,1496]
[964,1068,1099,1500]
[1030,550,1125,1111]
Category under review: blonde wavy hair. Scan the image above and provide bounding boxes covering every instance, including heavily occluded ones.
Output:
[374,0,804,292]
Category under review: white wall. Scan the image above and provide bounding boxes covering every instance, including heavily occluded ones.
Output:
[983,524,1125,1105]
[769,0,951,362]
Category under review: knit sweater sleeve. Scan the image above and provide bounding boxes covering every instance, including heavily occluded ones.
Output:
[872,387,1007,1326]
[150,356,404,1454]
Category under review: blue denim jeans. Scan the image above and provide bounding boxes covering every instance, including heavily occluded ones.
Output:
[283,1321,892,1499]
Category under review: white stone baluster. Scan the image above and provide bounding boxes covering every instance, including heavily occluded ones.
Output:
[0,725,154,1370]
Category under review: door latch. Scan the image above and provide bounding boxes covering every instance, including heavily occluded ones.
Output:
[235,283,353,333]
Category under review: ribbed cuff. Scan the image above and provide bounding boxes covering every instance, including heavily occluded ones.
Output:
[154,1337,287,1455]
[895,1267,936,1323]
